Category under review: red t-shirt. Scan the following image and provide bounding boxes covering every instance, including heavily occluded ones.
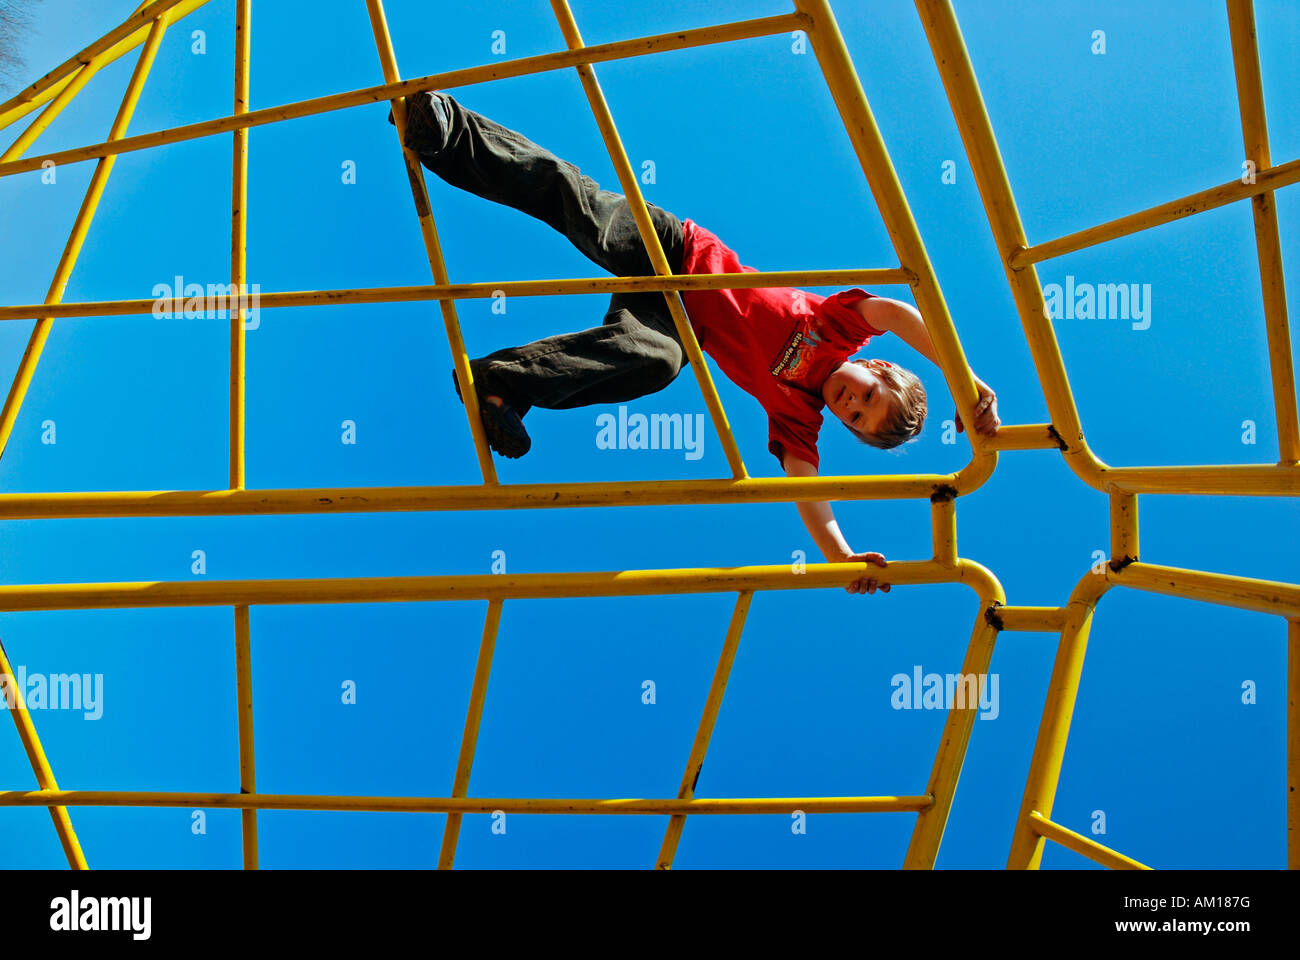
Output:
[678,219,885,470]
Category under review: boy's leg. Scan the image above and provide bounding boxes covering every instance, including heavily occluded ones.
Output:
[467,291,687,417]
[390,92,685,278]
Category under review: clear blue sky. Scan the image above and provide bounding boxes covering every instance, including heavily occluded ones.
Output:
[0,0,1297,868]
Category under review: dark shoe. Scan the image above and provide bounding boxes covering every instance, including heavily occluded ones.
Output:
[451,368,531,459]
[388,90,449,159]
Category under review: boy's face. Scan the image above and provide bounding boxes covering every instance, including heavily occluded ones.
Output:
[822,360,894,435]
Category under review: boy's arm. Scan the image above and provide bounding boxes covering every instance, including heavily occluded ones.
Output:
[856,297,1000,436]
[783,453,889,595]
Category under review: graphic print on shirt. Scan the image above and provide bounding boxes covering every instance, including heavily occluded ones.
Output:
[768,320,825,388]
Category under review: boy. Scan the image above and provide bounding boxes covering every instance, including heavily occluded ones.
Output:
[389,92,1001,595]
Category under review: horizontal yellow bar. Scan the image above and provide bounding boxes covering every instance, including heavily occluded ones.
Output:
[0,473,985,520]
[1011,156,1300,268]
[989,606,1068,632]
[1027,811,1151,870]
[1101,461,1300,497]
[982,423,1061,451]
[1108,560,1300,619]
[0,13,808,179]
[7,461,1296,523]
[0,559,990,612]
[0,270,911,323]
[0,790,933,815]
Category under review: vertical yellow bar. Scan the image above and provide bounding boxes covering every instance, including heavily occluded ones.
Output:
[234,604,258,868]
[364,0,499,484]
[793,0,985,455]
[930,496,957,567]
[548,0,750,480]
[1006,591,1102,868]
[230,0,251,490]
[0,637,87,868]
[1109,491,1138,565]
[1290,619,1298,869]
[656,591,752,869]
[912,0,1093,461]
[1226,0,1299,464]
[438,600,504,869]
[904,589,1003,867]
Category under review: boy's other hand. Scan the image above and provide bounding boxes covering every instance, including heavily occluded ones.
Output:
[844,551,890,595]
[955,377,1000,437]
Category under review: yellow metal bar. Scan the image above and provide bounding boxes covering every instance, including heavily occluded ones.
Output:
[1007,559,1297,868]
[1009,157,1300,269]
[365,0,497,484]
[0,65,100,163]
[914,0,1088,466]
[0,559,995,612]
[0,790,931,815]
[0,0,211,134]
[794,0,987,460]
[1007,572,1109,868]
[0,72,77,134]
[1227,0,1299,464]
[1103,462,1300,496]
[0,14,172,461]
[0,0,201,122]
[1108,560,1300,619]
[0,638,87,868]
[904,581,1004,867]
[989,606,1068,633]
[550,0,748,479]
[0,0,159,153]
[0,269,913,322]
[930,494,957,568]
[1026,812,1151,870]
[914,0,1300,503]
[233,604,257,869]
[0,473,985,520]
[0,14,809,179]
[230,0,250,490]
[438,600,503,869]
[983,423,1063,451]
[1109,491,1138,567]
[1290,619,1298,869]
[656,591,752,869]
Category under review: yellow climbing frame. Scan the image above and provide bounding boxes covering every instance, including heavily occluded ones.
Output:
[0,0,1293,870]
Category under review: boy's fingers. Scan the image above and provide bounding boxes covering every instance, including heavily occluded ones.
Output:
[847,577,891,595]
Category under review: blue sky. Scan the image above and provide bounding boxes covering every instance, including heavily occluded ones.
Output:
[0,0,1296,868]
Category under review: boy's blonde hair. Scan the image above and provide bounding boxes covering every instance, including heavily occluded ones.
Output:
[844,359,926,449]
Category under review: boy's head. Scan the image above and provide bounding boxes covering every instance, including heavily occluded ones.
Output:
[821,358,926,449]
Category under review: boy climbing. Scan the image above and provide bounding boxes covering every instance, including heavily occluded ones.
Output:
[389,92,1001,595]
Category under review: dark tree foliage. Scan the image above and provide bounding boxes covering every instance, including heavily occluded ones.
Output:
[0,1,43,94]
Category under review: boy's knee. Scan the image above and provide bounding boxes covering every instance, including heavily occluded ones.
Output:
[647,337,686,383]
